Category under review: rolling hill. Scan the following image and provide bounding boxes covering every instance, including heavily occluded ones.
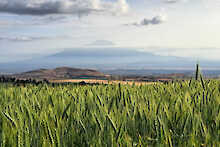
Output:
[13,67,106,80]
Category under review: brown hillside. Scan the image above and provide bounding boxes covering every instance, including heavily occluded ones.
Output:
[13,67,105,80]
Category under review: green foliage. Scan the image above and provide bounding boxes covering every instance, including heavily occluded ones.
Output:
[0,81,219,146]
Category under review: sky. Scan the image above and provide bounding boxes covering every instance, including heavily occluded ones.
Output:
[0,0,220,63]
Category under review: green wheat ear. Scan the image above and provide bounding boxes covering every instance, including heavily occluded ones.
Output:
[195,62,205,89]
[195,63,199,80]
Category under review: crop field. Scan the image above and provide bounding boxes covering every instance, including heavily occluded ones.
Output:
[0,80,219,146]
[50,79,156,85]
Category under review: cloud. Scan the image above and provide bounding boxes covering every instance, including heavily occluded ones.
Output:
[117,0,129,14]
[163,0,190,4]
[0,21,12,26]
[0,15,68,27]
[127,15,167,27]
[33,15,68,24]
[87,40,115,46]
[0,36,51,42]
[164,0,179,4]
[0,20,26,26]
[0,0,129,16]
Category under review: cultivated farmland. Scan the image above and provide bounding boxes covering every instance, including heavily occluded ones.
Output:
[0,80,219,146]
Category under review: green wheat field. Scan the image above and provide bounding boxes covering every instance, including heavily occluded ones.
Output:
[0,80,219,146]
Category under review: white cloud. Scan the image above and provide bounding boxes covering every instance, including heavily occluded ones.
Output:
[0,0,129,16]
[164,0,191,4]
[164,0,179,3]
[87,40,115,46]
[0,35,59,42]
[118,0,129,14]
[0,21,10,26]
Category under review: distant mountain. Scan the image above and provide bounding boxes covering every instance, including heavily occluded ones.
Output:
[0,48,219,73]
[13,67,105,80]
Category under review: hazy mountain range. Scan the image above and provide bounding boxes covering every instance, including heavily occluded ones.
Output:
[0,48,220,74]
